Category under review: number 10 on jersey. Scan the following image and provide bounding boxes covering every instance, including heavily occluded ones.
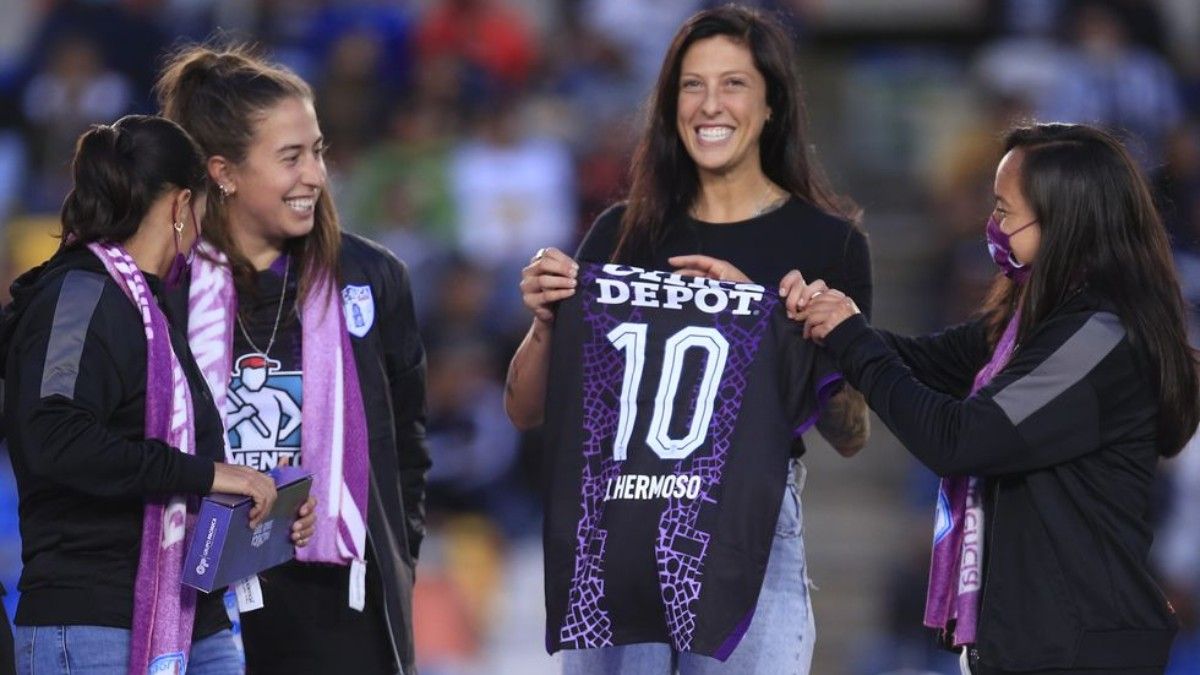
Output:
[607,322,730,462]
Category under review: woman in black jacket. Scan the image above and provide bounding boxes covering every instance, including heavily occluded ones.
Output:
[155,45,430,675]
[789,123,1198,674]
[0,116,297,673]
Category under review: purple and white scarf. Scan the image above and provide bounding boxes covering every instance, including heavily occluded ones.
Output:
[187,242,370,570]
[924,310,1021,646]
[87,242,197,675]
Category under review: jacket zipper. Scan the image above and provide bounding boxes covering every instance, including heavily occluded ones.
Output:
[366,531,403,674]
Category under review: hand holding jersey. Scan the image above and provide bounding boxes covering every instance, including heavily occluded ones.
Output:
[520,246,579,324]
[521,250,759,324]
[778,270,862,342]
[667,255,752,284]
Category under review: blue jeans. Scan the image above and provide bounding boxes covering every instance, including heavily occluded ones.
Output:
[561,462,817,675]
[14,626,242,675]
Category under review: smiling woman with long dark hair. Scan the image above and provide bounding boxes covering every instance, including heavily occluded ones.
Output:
[796,123,1198,674]
[608,2,859,263]
[505,5,871,674]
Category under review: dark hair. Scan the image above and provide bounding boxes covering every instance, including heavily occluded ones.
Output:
[613,4,859,261]
[61,115,206,246]
[154,43,341,304]
[981,123,1198,456]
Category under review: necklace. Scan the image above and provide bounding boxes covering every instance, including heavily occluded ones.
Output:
[236,254,291,359]
[753,182,787,217]
[691,181,785,221]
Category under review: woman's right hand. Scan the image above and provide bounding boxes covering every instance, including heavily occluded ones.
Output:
[779,270,859,343]
[520,247,578,324]
[211,463,278,528]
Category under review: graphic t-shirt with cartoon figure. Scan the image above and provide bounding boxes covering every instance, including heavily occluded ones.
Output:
[228,257,303,471]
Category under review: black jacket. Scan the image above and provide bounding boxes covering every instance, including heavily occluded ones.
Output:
[0,581,12,675]
[329,233,431,673]
[0,247,229,636]
[825,290,1178,671]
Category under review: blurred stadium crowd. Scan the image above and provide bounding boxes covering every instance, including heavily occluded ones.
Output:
[0,0,1198,673]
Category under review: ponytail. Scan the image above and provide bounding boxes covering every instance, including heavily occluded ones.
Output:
[61,125,142,244]
[59,115,207,246]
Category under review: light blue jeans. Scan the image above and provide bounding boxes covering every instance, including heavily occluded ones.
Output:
[14,625,242,675]
[561,462,817,675]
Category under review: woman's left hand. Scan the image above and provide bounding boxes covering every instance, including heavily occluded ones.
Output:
[291,495,317,547]
[668,255,752,283]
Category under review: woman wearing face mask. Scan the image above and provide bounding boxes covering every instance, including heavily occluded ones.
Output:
[155,46,430,675]
[507,6,870,674]
[0,115,289,674]
[792,123,1197,674]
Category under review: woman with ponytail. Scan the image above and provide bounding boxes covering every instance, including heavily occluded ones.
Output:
[793,123,1199,674]
[156,45,430,674]
[0,115,306,674]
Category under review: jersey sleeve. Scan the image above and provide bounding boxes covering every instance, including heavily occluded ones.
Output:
[777,313,844,435]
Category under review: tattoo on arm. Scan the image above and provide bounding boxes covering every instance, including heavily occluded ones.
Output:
[505,362,519,398]
[815,386,869,456]
[507,326,546,399]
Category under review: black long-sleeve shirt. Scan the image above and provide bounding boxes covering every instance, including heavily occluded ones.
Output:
[0,247,228,636]
[824,291,1177,670]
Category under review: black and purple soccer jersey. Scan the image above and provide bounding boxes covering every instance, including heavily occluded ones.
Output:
[541,263,841,660]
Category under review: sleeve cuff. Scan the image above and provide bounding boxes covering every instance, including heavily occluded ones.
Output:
[174,450,216,495]
[823,313,873,361]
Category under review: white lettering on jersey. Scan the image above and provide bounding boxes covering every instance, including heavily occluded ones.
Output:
[604,474,703,501]
[595,264,764,316]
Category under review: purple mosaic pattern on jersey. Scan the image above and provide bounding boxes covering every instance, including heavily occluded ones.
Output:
[654,288,778,652]
[559,264,640,649]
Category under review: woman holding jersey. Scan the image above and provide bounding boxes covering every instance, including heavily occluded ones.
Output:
[794,123,1196,674]
[506,6,871,673]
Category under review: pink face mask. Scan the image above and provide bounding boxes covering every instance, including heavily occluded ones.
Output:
[985,214,1037,283]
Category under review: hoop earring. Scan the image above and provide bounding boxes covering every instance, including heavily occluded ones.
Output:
[173,220,185,234]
